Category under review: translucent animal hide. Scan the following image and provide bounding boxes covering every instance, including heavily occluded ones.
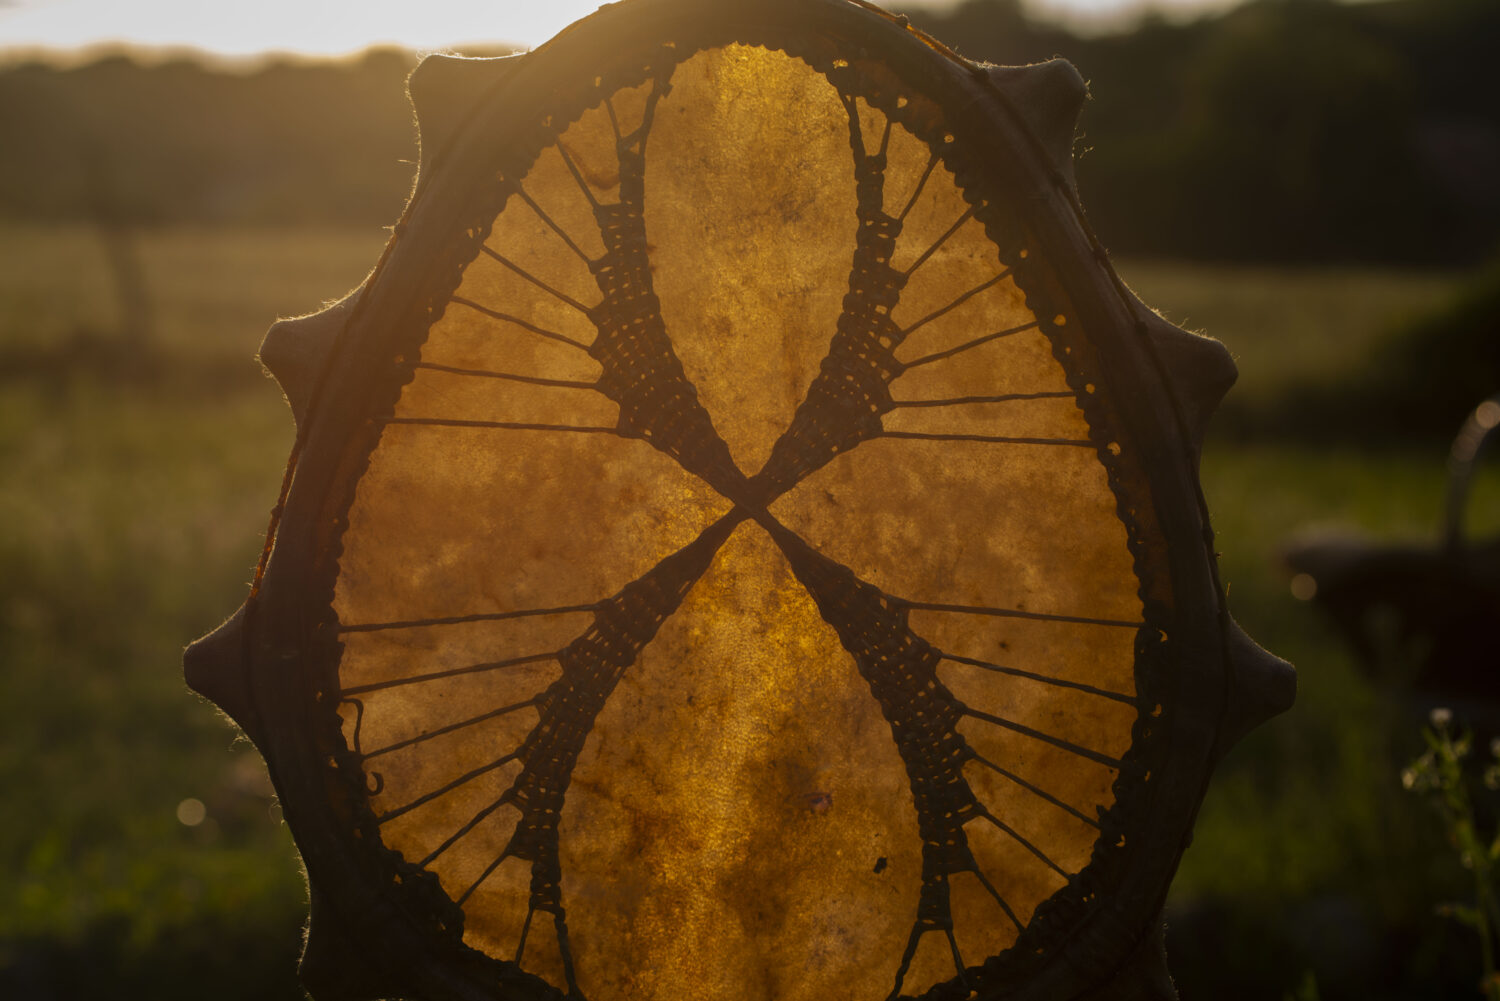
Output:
[332,44,1145,1001]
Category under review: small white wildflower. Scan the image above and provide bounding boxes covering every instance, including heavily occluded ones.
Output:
[1431,707,1453,728]
[1401,768,1417,790]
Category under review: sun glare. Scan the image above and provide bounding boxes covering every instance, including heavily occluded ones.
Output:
[0,0,613,57]
[0,0,1248,59]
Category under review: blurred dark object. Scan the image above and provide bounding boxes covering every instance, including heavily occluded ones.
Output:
[1284,394,1500,703]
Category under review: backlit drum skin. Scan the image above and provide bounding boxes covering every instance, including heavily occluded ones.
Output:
[185,3,1294,999]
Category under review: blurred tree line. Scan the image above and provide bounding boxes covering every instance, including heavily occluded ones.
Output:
[0,0,1496,265]
[906,0,1499,264]
[0,47,423,229]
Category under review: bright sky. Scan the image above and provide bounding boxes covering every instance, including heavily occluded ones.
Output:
[0,0,1239,59]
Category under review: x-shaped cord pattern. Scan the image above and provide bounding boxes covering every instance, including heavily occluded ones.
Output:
[349,65,1137,1000]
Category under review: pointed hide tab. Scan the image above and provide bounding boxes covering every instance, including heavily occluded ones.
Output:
[258,287,362,428]
[984,59,1087,192]
[184,603,255,733]
[1142,312,1238,458]
[301,888,404,1001]
[1215,617,1297,760]
[409,51,525,168]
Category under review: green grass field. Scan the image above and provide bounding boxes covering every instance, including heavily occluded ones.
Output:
[2,223,1495,999]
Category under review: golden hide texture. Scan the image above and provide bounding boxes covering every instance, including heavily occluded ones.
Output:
[332,44,1141,1001]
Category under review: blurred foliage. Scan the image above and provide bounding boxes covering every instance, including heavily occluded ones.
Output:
[1402,711,1500,1001]
[1347,257,1500,438]
[0,48,422,227]
[901,0,1499,264]
[1230,254,1500,442]
[0,224,387,1000]
[0,372,308,1000]
[2,0,1496,264]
